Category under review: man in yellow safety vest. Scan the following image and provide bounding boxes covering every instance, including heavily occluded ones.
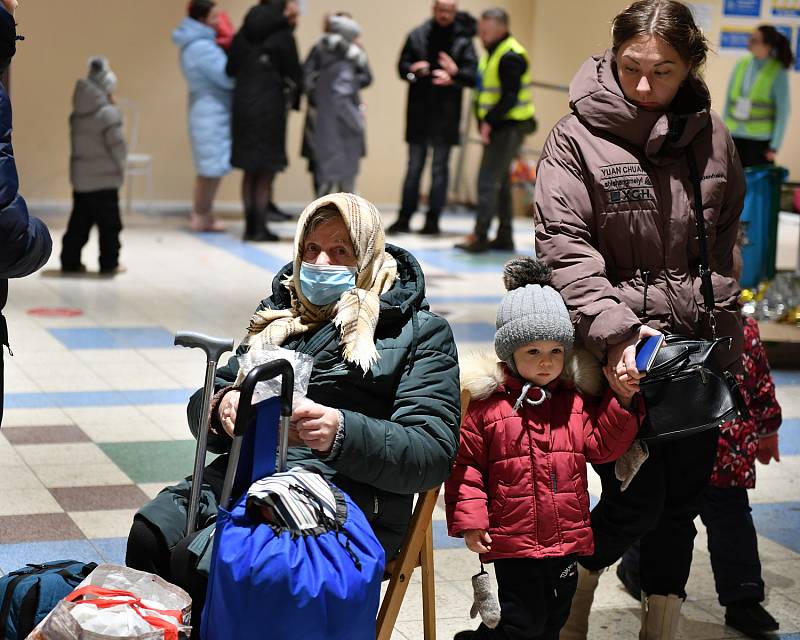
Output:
[456,7,536,254]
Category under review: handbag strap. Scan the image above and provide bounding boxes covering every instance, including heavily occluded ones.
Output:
[685,147,718,339]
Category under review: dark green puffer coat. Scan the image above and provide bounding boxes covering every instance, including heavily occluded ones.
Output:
[139,244,460,561]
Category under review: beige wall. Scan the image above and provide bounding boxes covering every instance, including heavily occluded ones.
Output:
[9,1,798,211]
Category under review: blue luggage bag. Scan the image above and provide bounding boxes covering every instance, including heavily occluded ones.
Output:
[199,361,385,640]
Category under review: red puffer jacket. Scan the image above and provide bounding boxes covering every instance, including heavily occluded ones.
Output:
[445,351,639,563]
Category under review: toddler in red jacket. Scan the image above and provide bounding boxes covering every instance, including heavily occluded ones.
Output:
[446,257,640,640]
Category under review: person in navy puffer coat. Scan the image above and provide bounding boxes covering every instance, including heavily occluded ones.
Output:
[0,0,53,426]
[173,0,234,232]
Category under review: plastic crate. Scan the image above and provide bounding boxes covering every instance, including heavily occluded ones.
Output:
[740,165,788,289]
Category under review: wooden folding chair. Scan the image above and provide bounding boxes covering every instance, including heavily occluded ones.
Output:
[376,391,472,640]
[376,485,439,640]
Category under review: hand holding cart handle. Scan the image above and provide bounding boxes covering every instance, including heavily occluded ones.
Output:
[220,360,295,510]
[174,331,234,535]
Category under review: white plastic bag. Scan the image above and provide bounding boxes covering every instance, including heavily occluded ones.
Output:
[27,564,191,640]
[235,344,313,407]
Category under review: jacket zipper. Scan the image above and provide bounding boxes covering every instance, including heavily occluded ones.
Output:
[641,269,651,317]
[373,494,379,515]
[638,154,673,325]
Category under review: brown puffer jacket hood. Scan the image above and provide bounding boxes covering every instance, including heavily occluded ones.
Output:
[569,51,712,163]
[534,52,745,370]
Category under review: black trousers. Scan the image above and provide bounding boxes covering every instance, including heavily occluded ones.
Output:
[61,189,122,272]
[732,137,772,169]
[472,557,578,640]
[474,124,526,243]
[582,427,719,598]
[399,142,452,222]
[623,485,766,605]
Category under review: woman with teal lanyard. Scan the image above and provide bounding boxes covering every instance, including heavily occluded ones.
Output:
[724,25,793,168]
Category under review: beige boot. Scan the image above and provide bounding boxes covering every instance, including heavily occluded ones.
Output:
[639,594,683,639]
[559,566,602,640]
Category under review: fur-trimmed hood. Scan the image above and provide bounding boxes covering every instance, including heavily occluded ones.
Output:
[460,348,604,402]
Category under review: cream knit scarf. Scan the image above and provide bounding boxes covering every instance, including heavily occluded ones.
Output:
[241,193,398,374]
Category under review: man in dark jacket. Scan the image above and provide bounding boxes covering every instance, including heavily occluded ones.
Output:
[0,1,53,426]
[388,0,477,236]
[456,8,536,254]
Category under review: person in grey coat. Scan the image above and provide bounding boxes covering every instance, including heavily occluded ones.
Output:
[173,0,234,232]
[61,57,126,275]
[1,0,53,426]
[303,14,371,196]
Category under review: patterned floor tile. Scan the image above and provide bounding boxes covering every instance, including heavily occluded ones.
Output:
[90,537,129,565]
[0,539,102,574]
[0,513,85,544]
[752,502,800,554]
[5,388,193,410]
[0,407,73,427]
[0,465,44,490]
[98,440,200,484]
[0,488,63,516]
[78,419,172,444]
[432,520,463,550]
[32,463,134,489]
[1,424,90,445]
[15,442,113,467]
[48,327,174,350]
[69,509,139,539]
[50,485,151,512]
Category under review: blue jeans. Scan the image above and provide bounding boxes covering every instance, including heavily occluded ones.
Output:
[399,143,451,222]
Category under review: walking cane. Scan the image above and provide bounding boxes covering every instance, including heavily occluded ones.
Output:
[174,331,234,535]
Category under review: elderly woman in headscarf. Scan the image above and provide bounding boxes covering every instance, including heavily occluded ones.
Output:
[126,192,461,633]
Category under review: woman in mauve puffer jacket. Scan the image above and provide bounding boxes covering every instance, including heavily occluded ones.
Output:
[533,1,745,636]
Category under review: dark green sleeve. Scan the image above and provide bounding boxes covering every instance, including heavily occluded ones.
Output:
[331,313,461,495]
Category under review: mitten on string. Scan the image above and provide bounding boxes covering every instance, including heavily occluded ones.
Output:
[470,565,500,629]
[614,440,649,492]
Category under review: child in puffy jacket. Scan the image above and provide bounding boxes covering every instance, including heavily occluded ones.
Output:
[61,57,126,275]
[445,257,640,640]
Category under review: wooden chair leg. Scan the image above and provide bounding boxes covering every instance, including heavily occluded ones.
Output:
[420,521,436,640]
[377,487,440,640]
[377,556,416,640]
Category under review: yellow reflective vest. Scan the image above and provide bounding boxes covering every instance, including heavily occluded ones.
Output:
[476,36,535,122]
[724,54,781,137]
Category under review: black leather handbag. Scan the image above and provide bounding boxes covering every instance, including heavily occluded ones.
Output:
[636,149,742,444]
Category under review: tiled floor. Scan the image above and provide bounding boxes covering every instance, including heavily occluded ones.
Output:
[1,206,798,639]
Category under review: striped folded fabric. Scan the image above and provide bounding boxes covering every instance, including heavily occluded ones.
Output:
[246,467,337,531]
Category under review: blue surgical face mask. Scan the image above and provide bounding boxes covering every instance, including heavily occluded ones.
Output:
[299,262,357,306]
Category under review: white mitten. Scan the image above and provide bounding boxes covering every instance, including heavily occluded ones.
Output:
[470,567,501,629]
[614,440,649,492]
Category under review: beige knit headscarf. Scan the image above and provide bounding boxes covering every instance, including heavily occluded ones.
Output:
[241,193,398,374]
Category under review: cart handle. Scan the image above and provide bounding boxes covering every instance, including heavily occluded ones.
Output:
[220,360,295,509]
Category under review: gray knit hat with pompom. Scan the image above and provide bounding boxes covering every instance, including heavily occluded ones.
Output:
[494,257,574,368]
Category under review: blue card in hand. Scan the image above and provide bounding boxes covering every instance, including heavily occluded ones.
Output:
[635,334,664,373]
